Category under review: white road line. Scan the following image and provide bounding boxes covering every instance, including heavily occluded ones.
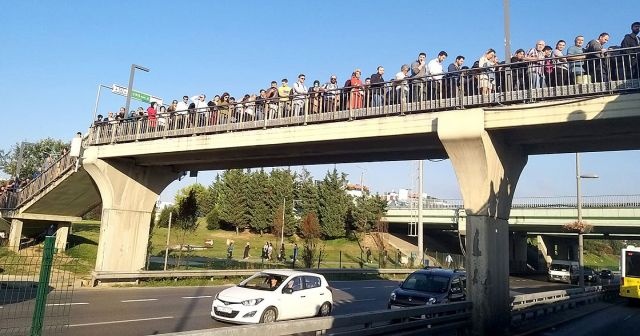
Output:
[68,316,173,327]
[181,295,212,299]
[120,299,158,303]
[46,303,89,307]
[363,286,375,289]
[352,298,376,302]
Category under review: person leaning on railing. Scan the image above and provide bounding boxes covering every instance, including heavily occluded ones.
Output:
[620,22,640,79]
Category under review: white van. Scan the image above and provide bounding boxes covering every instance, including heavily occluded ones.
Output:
[548,260,579,284]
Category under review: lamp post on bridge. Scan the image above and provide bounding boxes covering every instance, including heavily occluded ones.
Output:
[576,152,598,287]
[124,64,150,115]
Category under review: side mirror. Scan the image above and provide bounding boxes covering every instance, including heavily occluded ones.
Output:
[283,288,294,294]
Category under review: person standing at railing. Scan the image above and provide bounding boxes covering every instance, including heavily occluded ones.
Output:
[552,40,569,87]
[323,75,340,112]
[621,22,640,79]
[175,95,190,129]
[445,55,465,98]
[266,81,279,119]
[190,94,208,127]
[395,64,410,106]
[567,36,587,84]
[349,69,364,110]
[278,79,292,118]
[255,89,267,120]
[370,66,385,108]
[410,52,428,103]
[427,51,448,101]
[308,80,324,114]
[218,93,231,124]
[207,96,220,125]
[585,32,610,83]
[525,40,546,90]
[147,102,158,129]
[510,49,529,91]
[292,74,308,116]
[478,49,497,97]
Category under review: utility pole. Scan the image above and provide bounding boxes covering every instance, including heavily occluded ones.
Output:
[417,160,424,264]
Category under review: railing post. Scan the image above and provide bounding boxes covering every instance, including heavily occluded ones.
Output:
[30,236,55,336]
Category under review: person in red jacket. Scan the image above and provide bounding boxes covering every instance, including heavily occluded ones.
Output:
[349,69,363,110]
[147,101,158,128]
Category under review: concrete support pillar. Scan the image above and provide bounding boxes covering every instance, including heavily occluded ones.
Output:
[8,219,23,251]
[438,108,528,336]
[510,232,528,273]
[54,222,71,251]
[84,156,178,272]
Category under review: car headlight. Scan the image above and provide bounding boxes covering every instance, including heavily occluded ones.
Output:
[427,297,437,304]
[241,298,264,306]
[390,292,396,301]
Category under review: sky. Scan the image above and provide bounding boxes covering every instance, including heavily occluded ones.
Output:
[1,0,639,203]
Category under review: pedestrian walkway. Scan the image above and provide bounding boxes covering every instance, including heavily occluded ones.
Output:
[385,234,417,258]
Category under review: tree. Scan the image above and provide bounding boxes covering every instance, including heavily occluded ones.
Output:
[174,189,199,267]
[217,169,249,234]
[174,183,211,217]
[205,207,221,230]
[246,169,272,234]
[300,212,325,268]
[157,205,177,228]
[295,167,319,218]
[268,169,296,236]
[317,168,350,239]
[0,138,69,179]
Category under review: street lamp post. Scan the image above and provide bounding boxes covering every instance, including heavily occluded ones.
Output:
[575,152,598,287]
[417,160,424,264]
[92,84,112,124]
[124,64,150,115]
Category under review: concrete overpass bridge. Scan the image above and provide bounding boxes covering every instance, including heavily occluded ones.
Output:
[2,53,640,335]
[383,194,640,235]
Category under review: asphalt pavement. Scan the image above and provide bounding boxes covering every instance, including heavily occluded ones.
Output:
[0,275,580,336]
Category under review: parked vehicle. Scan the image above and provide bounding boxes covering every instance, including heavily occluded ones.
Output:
[583,267,599,283]
[600,269,613,279]
[211,270,333,324]
[548,260,579,284]
[388,268,466,309]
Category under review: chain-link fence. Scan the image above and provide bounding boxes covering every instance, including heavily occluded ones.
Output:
[1,236,77,336]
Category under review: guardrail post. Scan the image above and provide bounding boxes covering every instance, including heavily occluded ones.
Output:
[30,236,55,336]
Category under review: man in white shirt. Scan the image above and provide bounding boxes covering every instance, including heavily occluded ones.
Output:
[292,74,308,116]
[427,51,448,100]
[395,64,410,106]
[176,95,190,114]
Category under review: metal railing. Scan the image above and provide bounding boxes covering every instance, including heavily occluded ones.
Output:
[153,284,617,335]
[0,237,78,336]
[387,194,640,210]
[85,47,640,146]
[90,268,415,287]
[0,153,76,211]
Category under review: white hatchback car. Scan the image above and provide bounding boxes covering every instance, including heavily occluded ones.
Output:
[211,270,333,324]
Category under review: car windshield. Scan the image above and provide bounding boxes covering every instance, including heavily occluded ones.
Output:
[402,273,450,293]
[238,273,286,291]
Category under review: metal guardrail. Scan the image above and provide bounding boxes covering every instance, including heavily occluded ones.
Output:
[85,47,640,146]
[90,268,415,286]
[152,284,618,336]
[388,194,640,210]
[158,301,472,336]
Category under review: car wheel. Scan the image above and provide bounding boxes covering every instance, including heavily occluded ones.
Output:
[318,302,332,317]
[260,307,278,323]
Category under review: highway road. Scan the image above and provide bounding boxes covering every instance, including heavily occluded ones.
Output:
[532,299,640,336]
[1,275,575,336]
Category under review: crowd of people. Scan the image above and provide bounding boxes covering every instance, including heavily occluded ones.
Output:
[93,22,640,130]
[0,147,71,207]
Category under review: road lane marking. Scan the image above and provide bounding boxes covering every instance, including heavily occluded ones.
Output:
[46,303,89,306]
[182,295,212,299]
[353,298,376,302]
[120,299,158,303]
[338,288,351,290]
[68,316,173,327]
[363,286,375,289]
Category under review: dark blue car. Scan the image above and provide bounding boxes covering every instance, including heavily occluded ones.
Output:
[388,268,466,309]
